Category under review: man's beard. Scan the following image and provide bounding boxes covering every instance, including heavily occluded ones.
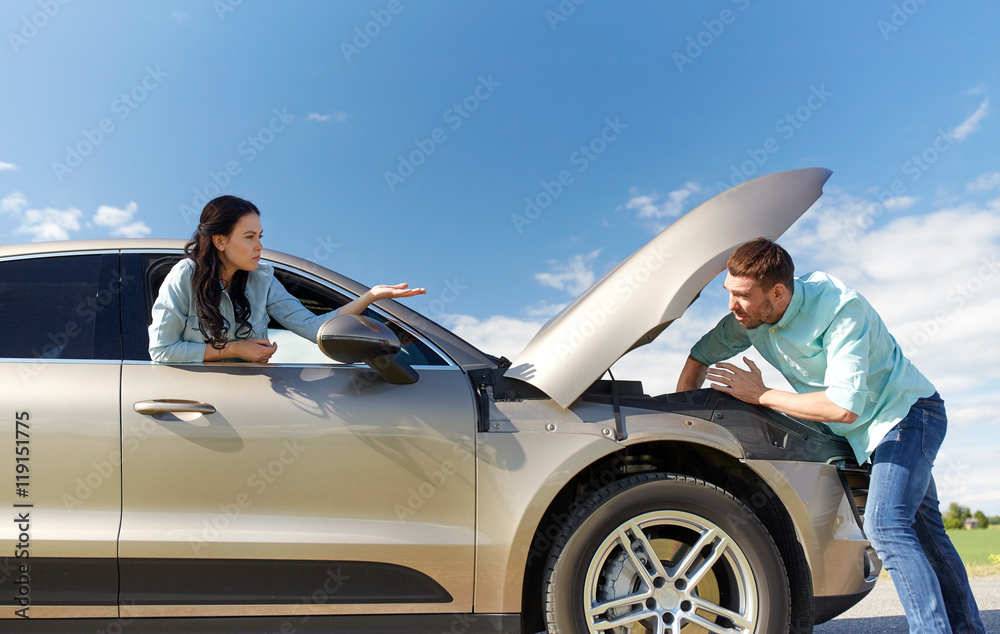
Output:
[734,298,781,330]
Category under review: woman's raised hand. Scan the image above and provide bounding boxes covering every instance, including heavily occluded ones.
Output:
[368,283,427,300]
[338,283,426,317]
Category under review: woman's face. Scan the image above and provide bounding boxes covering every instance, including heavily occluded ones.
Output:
[214,212,263,276]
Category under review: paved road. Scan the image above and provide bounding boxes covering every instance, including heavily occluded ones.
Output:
[815,575,1000,633]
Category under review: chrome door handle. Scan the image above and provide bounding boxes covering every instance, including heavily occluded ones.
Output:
[134,400,217,415]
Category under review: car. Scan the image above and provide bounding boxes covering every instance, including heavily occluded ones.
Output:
[1,168,879,633]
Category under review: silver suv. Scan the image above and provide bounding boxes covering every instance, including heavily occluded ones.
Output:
[1,168,877,633]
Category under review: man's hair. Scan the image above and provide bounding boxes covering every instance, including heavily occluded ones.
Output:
[727,238,794,290]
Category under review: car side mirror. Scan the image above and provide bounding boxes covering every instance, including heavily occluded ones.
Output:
[316,314,419,385]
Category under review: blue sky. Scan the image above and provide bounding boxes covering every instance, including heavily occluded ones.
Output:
[3,1,999,513]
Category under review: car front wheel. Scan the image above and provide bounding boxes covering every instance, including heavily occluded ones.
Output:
[543,473,790,633]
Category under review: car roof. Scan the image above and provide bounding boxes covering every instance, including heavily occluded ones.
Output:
[0,238,188,257]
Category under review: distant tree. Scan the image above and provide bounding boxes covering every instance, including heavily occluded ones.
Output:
[944,516,964,530]
[989,516,1000,525]
[974,511,990,529]
[948,502,972,522]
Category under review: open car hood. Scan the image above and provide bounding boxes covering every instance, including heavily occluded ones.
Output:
[504,167,832,408]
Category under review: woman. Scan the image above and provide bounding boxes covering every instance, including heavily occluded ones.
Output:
[149,195,424,363]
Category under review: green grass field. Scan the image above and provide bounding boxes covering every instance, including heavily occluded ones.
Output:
[874,525,1000,578]
[947,524,1000,576]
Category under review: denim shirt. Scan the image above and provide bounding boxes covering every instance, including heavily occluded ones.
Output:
[148,258,334,363]
[691,271,935,464]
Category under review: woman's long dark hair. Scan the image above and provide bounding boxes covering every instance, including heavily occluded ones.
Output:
[185,195,260,350]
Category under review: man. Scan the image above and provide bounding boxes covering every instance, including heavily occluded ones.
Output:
[676,238,983,633]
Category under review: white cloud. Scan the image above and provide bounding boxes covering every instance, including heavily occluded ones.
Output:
[93,201,138,227]
[14,207,83,241]
[92,201,151,238]
[789,195,1000,288]
[965,84,987,96]
[967,170,1000,192]
[112,221,152,238]
[172,10,187,24]
[1,191,27,215]
[933,186,962,209]
[931,386,1000,509]
[882,195,918,211]
[625,182,700,220]
[782,190,881,251]
[307,112,347,123]
[2,194,152,243]
[522,300,568,319]
[3,193,78,242]
[442,314,544,359]
[952,98,989,141]
[534,249,601,296]
[0,161,17,171]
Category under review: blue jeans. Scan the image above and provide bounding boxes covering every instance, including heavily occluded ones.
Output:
[864,393,984,633]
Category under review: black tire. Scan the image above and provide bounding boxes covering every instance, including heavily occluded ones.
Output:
[543,473,790,633]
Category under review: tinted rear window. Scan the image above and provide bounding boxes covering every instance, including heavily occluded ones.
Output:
[0,255,105,359]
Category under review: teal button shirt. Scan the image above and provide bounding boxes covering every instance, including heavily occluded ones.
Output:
[691,272,935,464]
[148,258,334,363]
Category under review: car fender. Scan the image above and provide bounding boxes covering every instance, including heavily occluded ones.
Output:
[473,399,747,613]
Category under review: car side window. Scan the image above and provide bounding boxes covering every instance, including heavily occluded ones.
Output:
[268,268,448,366]
[0,254,119,360]
[264,268,344,365]
[139,255,446,366]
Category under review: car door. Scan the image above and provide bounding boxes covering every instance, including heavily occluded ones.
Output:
[0,251,122,619]
[116,252,477,619]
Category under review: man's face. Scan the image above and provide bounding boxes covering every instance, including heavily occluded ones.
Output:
[723,274,783,329]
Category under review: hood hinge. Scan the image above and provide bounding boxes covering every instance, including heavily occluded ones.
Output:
[610,372,628,441]
[469,368,503,432]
